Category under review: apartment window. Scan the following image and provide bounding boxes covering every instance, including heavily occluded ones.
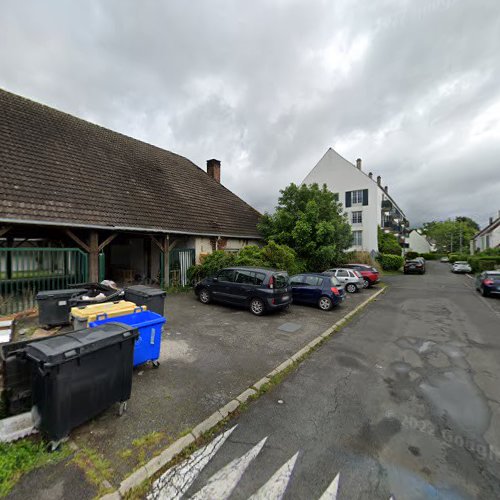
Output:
[352,211,362,224]
[352,230,363,246]
[351,190,364,204]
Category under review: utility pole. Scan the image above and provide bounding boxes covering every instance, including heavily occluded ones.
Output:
[459,225,463,254]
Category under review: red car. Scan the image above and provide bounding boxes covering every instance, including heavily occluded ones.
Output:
[342,264,380,288]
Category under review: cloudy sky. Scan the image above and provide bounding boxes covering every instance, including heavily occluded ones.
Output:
[1,0,499,227]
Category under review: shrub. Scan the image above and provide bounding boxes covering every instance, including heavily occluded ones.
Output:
[377,253,404,271]
[234,245,264,267]
[448,253,469,263]
[340,251,381,272]
[419,253,442,260]
[467,256,500,272]
[406,251,419,259]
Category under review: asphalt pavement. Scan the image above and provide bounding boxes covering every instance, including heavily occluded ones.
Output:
[150,261,500,499]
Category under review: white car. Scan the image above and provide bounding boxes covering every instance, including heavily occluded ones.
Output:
[440,256,449,262]
[452,261,472,273]
[324,268,364,293]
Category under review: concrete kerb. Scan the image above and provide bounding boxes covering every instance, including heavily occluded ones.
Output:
[107,285,387,499]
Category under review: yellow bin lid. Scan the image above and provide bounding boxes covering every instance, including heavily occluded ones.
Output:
[71,300,146,323]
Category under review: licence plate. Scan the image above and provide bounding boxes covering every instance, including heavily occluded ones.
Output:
[409,266,415,269]
[282,295,289,301]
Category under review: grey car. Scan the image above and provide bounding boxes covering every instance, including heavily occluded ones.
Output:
[323,268,364,293]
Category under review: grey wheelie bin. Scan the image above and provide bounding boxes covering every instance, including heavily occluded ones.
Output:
[25,323,138,448]
[36,288,88,327]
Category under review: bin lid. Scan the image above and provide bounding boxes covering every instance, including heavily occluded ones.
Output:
[71,301,142,321]
[25,323,138,366]
[36,288,89,300]
[125,285,166,298]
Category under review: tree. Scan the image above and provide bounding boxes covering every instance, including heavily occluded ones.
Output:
[377,226,402,255]
[258,183,352,270]
[423,217,479,254]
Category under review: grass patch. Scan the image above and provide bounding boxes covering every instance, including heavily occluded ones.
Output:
[0,439,69,497]
[132,431,167,466]
[72,447,114,497]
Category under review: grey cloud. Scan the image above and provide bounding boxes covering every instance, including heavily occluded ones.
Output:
[0,0,499,227]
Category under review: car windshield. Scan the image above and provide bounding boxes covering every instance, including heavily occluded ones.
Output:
[454,261,468,265]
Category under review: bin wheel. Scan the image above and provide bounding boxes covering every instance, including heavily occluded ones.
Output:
[118,401,128,417]
[48,437,67,452]
[152,360,160,368]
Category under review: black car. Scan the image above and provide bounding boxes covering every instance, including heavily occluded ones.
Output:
[404,259,425,274]
[194,267,292,315]
[475,271,500,297]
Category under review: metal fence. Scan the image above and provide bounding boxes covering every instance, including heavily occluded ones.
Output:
[0,248,88,315]
[160,248,195,287]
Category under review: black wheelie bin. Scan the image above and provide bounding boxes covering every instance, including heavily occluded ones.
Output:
[25,323,138,448]
[36,288,88,327]
[124,285,166,316]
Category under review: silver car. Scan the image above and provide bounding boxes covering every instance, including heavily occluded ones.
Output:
[452,261,472,273]
[324,268,364,293]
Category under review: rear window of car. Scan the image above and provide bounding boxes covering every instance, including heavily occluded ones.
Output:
[273,273,289,288]
[217,269,236,282]
[235,270,266,285]
[454,261,467,264]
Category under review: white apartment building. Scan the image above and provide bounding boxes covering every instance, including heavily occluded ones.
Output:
[470,211,500,253]
[302,148,409,253]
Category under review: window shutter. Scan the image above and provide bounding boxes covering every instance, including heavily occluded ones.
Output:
[345,191,352,208]
[362,189,369,206]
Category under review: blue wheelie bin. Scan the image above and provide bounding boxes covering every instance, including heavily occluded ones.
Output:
[89,310,166,368]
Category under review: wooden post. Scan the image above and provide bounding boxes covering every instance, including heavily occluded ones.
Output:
[89,231,99,282]
[163,235,170,288]
[6,235,13,279]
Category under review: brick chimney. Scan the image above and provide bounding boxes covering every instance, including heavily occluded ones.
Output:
[385,185,388,192]
[207,159,221,183]
[377,175,381,186]
[368,172,373,179]
[490,216,494,225]
[356,158,362,170]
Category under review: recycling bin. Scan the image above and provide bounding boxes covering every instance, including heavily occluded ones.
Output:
[25,323,138,446]
[124,285,166,316]
[90,310,166,367]
[70,300,144,329]
[36,288,89,327]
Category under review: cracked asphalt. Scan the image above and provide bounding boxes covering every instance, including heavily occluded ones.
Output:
[177,262,500,499]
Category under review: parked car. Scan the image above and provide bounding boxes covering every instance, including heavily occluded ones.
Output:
[289,273,346,311]
[194,267,292,316]
[341,264,380,288]
[452,261,472,273]
[440,256,449,262]
[404,259,425,274]
[323,268,364,293]
[475,271,500,297]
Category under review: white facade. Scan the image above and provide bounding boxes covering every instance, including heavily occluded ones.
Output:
[302,148,408,253]
[471,211,500,253]
[408,230,432,254]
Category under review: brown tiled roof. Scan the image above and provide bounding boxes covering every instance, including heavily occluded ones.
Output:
[0,89,262,238]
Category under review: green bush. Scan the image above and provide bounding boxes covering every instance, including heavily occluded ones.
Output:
[419,253,443,260]
[477,247,500,256]
[406,251,419,259]
[376,253,404,271]
[467,256,500,272]
[378,227,402,255]
[448,253,469,263]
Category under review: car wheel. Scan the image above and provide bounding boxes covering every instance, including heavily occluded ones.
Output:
[346,283,357,293]
[362,279,370,288]
[481,287,489,297]
[199,288,211,304]
[249,297,265,315]
[318,296,333,311]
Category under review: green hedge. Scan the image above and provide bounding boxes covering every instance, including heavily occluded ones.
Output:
[448,253,469,263]
[419,253,444,260]
[467,256,500,273]
[406,251,419,259]
[377,253,404,271]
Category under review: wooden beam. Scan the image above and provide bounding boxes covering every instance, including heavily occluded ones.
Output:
[0,226,12,238]
[88,231,99,282]
[169,238,179,252]
[98,233,117,252]
[163,235,170,288]
[66,229,90,253]
[149,235,164,252]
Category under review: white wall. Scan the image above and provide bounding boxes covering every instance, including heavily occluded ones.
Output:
[302,149,381,253]
[408,230,431,254]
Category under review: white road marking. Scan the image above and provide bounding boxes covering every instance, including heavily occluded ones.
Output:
[148,426,237,500]
[190,436,268,500]
[318,472,340,500]
[248,451,299,500]
[465,273,474,280]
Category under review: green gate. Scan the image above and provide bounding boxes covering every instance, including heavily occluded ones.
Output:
[0,248,88,315]
[160,248,195,287]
